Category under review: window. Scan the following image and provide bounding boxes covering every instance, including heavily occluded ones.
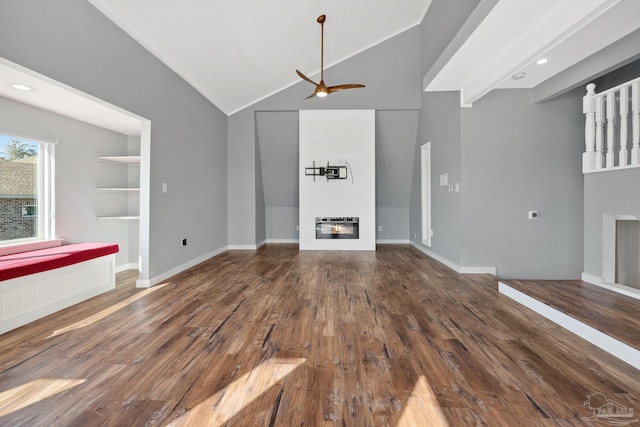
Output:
[0,133,55,245]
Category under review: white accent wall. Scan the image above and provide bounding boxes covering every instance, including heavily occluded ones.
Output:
[299,110,375,250]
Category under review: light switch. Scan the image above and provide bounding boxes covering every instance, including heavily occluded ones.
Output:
[162,183,167,193]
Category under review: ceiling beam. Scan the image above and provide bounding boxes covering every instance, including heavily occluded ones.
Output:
[422,0,499,91]
[533,27,640,103]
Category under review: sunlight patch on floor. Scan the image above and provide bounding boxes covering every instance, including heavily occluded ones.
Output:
[0,378,86,417]
[48,283,169,338]
[166,358,306,426]
[397,375,449,427]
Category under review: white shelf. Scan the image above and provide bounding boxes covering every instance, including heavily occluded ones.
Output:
[97,187,140,193]
[96,216,140,220]
[97,155,141,165]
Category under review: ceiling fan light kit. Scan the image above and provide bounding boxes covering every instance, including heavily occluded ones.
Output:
[296,14,365,99]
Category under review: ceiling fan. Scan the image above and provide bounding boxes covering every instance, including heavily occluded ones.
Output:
[296,15,365,99]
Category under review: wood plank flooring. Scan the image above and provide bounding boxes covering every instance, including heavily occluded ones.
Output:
[0,245,639,426]
[501,279,640,352]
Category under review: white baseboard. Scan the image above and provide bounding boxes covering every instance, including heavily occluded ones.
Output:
[116,263,138,273]
[581,272,640,301]
[136,246,228,288]
[227,245,258,250]
[410,241,460,272]
[460,266,497,275]
[266,239,299,244]
[409,241,496,276]
[499,281,640,370]
[376,239,411,244]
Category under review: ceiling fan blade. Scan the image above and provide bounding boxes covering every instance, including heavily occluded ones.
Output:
[296,69,318,86]
[327,84,366,93]
[304,92,317,99]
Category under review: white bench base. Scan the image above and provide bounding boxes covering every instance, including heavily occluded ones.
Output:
[0,254,116,335]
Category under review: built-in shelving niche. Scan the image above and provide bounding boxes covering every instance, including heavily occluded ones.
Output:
[96,155,140,220]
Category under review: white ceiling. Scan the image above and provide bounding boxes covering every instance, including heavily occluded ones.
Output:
[1,0,639,133]
[87,0,432,115]
[0,58,143,136]
[426,0,640,106]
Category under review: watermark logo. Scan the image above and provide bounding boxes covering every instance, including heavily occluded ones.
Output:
[583,392,637,426]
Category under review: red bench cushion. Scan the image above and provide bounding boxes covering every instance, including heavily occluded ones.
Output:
[0,243,119,281]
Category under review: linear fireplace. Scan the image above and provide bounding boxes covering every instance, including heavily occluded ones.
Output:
[315,217,359,239]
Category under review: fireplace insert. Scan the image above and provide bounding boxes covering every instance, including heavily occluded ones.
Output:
[315,217,359,239]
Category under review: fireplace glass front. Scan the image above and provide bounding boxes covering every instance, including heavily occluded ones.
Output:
[315,217,359,239]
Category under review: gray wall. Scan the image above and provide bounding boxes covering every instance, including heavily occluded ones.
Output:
[255,112,299,241]
[0,96,135,268]
[229,26,422,246]
[409,0,476,266]
[410,91,462,264]
[228,110,256,246]
[582,61,640,280]
[420,0,481,76]
[255,109,418,242]
[375,110,419,241]
[0,0,228,280]
[411,0,586,278]
[254,122,266,246]
[584,169,640,279]
[411,88,585,279]
[460,89,584,278]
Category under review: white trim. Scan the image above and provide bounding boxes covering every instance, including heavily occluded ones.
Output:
[135,246,227,288]
[227,245,259,250]
[0,239,63,256]
[266,239,299,244]
[0,123,59,145]
[0,254,115,334]
[256,240,267,249]
[376,239,411,244]
[459,266,497,275]
[583,162,640,174]
[581,272,640,301]
[410,241,496,275]
[115,263,139,273]
[498,281,640,370]
[410,241,460,272]
[420,142,432,247]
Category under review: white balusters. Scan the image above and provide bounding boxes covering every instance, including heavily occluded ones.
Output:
[595,94,604,170]
[583,83,596,172]
[632,81,640,165]
[583,77,640,173]
[605,92,616,168]
[619,86,628,166]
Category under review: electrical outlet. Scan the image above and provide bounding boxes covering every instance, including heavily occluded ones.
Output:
[378,225,383,232]
[181,238,187,246]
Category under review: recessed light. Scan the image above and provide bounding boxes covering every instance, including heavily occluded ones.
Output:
[512,72,526,81]
[9,83,35,91]
[536,58,548,65]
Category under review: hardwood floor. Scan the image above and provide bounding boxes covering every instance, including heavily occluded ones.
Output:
[501,279,640,352]
[0,245,638,426]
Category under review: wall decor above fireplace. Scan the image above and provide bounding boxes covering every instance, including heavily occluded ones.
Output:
[305,160,353,182]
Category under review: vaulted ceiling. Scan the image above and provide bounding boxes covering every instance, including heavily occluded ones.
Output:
[1,0,639,127]
[87,0,431,115]
[85,0,640,115]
